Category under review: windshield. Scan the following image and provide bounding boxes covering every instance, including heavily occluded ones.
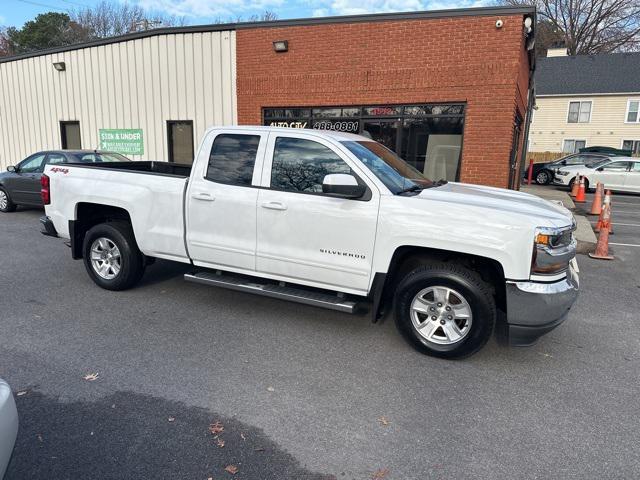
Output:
[341,141,433,194]
[588,159,611,169]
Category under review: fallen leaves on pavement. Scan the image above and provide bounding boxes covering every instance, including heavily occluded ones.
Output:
[216,438,225,448]
[168,416,175,422]
[16,390,28,397]
[377,416,390,426]
[83,373,99,381]
[266,386,275,392]
[371,468,389,479]
[209,421,224,435]
[224,465,238,475]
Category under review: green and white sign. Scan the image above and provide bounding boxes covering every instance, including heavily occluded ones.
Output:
[99,129,144,155]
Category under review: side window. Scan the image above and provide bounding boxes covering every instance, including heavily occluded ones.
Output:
[18,154,46,173]
[270,137,351,193]
[632,162,640,172]
[601,162,630,171]
[206,134,260,186]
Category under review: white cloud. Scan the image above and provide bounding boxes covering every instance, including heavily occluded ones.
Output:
[132,0,284,20]
[130,0,492,22]
[324,0,491,16]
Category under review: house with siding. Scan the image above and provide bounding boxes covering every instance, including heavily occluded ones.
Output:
[528,49,640,157]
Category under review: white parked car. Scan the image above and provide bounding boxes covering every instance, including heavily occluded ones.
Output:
[553,157,640,193]
[40,126,579,359]
[0,379,18,479]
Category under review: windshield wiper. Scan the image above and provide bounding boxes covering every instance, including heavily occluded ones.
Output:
[422,179,449,189]
[396,184,423,195]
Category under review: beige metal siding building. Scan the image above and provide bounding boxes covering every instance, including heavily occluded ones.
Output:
[528,50,640,156]
[0,29,237,170]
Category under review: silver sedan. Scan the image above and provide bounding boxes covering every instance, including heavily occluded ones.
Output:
[0,379,18,479]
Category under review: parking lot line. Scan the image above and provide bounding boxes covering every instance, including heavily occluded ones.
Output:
[609,242,640,247]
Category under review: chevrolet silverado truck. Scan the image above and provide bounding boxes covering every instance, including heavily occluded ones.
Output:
[40,126,579,359]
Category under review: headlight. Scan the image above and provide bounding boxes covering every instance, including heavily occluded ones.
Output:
[556,170,570,176]
[531,224,576,274]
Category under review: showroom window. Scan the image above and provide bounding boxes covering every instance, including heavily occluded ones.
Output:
[206,134,260,186]
[567,101,592,123]
[263,103,465,182]
[625,100,639,123]
[167,120,194,164]
[622,140,640,154]
[563,139,586,153]
[270,137,351,193]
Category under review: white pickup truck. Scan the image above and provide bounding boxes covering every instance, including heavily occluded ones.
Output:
[41,126,579,359]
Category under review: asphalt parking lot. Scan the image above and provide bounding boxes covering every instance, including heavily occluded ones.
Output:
[1,202,640,479]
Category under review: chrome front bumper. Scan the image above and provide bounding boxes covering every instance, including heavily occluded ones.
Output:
[505,260,579,346]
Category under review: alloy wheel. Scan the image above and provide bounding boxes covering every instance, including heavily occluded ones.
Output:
[410,286,473,345]
[90,237,122,280]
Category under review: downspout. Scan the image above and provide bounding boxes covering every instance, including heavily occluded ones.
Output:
[518,12,536,189]
[519,79,535,188]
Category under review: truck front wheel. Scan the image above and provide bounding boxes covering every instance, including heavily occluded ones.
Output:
[394,262,496,359]
[82,222,145,291]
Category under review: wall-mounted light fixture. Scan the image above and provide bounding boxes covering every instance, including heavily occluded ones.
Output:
[53,61,66,71]
[272,40,288,53]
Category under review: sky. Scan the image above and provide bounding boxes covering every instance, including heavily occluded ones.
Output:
[0,0,492,28]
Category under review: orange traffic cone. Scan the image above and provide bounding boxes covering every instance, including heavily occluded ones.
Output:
[570,174,580,197]
[575,175,586,203]
[589,204,614,260]
[595,190,612,232]
[589,182,604,215]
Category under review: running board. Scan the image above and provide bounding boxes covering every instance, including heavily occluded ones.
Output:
[184,271,360,314]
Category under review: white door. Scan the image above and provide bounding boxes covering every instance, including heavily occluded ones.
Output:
[256,132,379,294]
[624,162,640,193]
[592,161,632,190]
[186,130,268,271]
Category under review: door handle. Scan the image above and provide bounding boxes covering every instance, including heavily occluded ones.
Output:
[261,201,287,211]
[192,192,215,202]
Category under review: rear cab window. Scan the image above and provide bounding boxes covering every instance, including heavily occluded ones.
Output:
[206,133,262,187]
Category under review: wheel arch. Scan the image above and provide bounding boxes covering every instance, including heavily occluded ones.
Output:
[372,245,506,323]
[70,203,133,259]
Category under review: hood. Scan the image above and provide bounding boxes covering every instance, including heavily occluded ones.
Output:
[416,182,573,228]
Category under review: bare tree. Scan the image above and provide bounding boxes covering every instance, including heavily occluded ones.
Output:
[503,0,640,55]
[71,1,186,39]
[0,28,13,57]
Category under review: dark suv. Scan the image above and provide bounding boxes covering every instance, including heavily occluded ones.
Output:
[0,150,130,212]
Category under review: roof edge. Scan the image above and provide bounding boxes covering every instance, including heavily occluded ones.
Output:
[0,5,534,64]
[537,92,640,97]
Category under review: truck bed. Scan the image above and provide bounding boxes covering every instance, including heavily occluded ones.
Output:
[65,161,192,178]
[45,161,191,263]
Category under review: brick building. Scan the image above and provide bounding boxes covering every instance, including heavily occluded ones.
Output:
[0,6,535,189]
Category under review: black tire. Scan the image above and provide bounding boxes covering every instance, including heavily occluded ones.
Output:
[569,177,589,192]
[0,187,17,212]
[394,261,496,359]
[82,222,145,291]
[535,170,551,185]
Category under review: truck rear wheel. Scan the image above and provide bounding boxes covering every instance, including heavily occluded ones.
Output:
[394,261,495,359]
[82,222,145,291]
